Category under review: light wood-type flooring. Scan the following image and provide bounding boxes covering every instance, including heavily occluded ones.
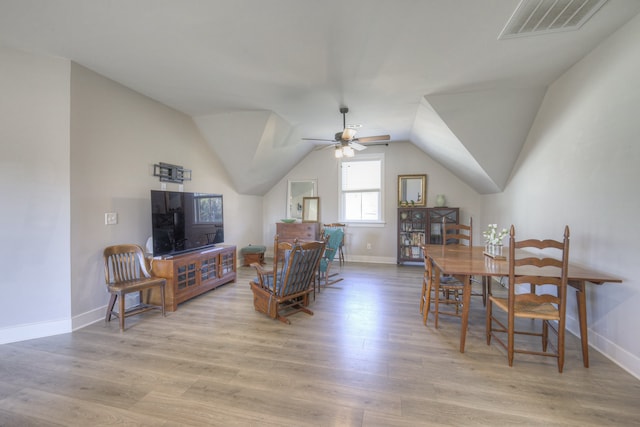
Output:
[1,262,638,426]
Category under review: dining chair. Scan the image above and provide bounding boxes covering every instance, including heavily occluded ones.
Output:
[421,218,472,327]
[103,244,166,331]
[486,225,570,372]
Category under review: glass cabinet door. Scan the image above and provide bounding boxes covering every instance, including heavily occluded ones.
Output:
[427,208,459,244]
[398,207,427,263]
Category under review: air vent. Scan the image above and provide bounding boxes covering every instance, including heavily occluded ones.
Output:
[499,0,608,39]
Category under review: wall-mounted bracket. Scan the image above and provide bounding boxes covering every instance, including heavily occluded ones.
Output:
[153,162,192,183]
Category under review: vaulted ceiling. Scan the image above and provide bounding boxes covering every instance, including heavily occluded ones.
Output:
[2,0,639,195]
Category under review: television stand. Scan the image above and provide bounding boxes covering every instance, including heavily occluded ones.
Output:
[147,245,236,312]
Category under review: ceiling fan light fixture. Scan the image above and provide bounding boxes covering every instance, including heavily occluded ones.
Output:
[342,146,355,157]
[342,128,357,141]
[334,146,344,158]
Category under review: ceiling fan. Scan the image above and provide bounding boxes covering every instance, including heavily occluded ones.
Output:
[302,107,390,157]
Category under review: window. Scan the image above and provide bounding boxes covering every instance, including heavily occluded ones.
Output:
[340,154,384,222]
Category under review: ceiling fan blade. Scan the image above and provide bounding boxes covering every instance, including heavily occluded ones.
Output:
[354,135,391,143]
[314,145,333,152]
[350,141,367,151]
[302,137,336,142]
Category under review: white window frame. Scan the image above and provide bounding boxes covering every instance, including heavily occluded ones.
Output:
[338,153,385,225]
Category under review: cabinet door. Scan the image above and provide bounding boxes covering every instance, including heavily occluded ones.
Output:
[398,208,427,262]
[175,260,198,291]
[200,254,220,282]
[220,249,235,276]
[428,208,459,244]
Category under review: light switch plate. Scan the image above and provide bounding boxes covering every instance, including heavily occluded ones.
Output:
[105,212,118,225]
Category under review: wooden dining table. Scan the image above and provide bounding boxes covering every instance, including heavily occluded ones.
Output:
[423,244,622,367]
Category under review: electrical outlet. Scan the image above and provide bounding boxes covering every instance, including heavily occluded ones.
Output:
[366,242,372,250]
[105,212,118,225]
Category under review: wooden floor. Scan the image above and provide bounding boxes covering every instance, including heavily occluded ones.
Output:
[1,262,639,426]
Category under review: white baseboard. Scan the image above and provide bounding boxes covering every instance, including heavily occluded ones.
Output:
[0,318,71,345]
[72,305,106,331]
[566,315,640,380]
[0,306,106,345]
[346,255,397,264]
[262,252,412,265]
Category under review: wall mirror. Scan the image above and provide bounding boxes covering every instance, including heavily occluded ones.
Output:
[302,197,320,222]
[287,179,316,220]
[398,174,427,206]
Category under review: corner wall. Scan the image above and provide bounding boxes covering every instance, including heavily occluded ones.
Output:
[483,14,640,377]
[0,46,71,342]
[70,63,263,328]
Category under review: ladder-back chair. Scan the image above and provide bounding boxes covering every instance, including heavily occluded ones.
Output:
[486,225,570,372]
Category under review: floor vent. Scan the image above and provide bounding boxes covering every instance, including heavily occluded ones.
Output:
[499,0,608,39]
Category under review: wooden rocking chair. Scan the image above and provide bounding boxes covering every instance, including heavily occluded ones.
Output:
[249,236,325,324]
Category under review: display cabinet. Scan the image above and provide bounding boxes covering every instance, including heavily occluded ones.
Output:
[398,207,459,263]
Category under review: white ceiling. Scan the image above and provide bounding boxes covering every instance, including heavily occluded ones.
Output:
[2,0,639,195]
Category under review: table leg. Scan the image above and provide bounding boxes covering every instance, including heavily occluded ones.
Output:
[571,280,589,368]
[434,265,441,329]
[459,275,472,353]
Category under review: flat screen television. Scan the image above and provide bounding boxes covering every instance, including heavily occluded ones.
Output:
[150,190,224,257]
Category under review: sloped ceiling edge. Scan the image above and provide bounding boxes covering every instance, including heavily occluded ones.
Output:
[194,110,312,195]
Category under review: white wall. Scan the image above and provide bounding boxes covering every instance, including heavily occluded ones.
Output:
[0,46,71,343]
[69,64,263,328]
[483,14,640,377]
[263,142,482,262]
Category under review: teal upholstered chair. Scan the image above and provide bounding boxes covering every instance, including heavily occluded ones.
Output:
[250,236,325,324]
[318,226,344,288]
[324,223,346,265]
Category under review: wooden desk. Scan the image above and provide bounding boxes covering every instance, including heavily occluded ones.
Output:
[423,244,622,367]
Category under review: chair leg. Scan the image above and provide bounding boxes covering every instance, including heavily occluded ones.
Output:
[433,278,440,329]
[160,284,166,317]
[507,312,515,367]
[482,277,487,307]
[119,291,126,332]
[105,294,117,323]
[558,321,565,373]
[423,275,433,325]
[420,275,427,314]
[485,298,492,345]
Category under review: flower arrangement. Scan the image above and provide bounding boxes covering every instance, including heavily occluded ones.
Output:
[483,224,508,246]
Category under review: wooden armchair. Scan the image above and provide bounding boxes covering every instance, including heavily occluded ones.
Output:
[249,236,325,324]
[486,225,570,372]
[103,244,166,331]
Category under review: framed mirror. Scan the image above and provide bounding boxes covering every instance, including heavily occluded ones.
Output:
[287,179,316,220]
[398,174,427,206]
[302,197,320,222]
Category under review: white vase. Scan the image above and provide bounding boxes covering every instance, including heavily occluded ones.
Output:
[435,194,446,207]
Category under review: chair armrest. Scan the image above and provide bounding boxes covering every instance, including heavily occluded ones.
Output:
[251,263,275,288]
